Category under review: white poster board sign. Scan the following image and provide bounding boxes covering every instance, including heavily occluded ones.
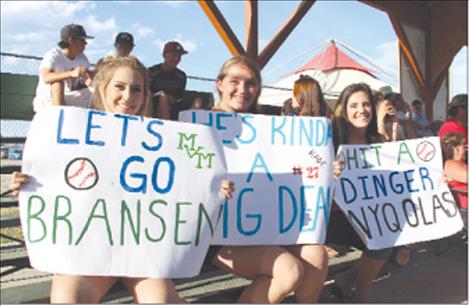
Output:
[334,137,464,249]
[19,106,226,278]
[179,110,334,245]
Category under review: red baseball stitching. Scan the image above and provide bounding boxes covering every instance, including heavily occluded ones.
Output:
[67,159,86,180]
[79,172,96,188]
[417,142,435,161]
[416,142,427,155]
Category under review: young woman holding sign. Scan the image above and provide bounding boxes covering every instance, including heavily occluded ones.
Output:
[328,83,400,303]
[209,56,329,303]
[10,55,234,303]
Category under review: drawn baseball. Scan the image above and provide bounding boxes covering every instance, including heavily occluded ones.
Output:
[65,157,99,190]
[415,141,436,162]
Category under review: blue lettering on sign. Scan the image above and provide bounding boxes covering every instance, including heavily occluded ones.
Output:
[191,110,214,127]
[300,185,315,231]
[114,113,139,147]
[358,176,373,200]
[236,187,262,236]
[301,186,330,232]
[389,171,404,194]
[222,200,229,238]
[340,177,357,204]
[299,119,313,146]
[236,114,257,144]
[246,152,273,183]
[85,110,106,146]
[216,113,236,144]
[151,157,175,194]
[57,109,79,145]
[271,116,332,146]
[271,116,287,145]
[315,119,326,146]
[120,155,176,194]
[142,119,164,151]
[419,167,434,190]
[120,156,147,194]
[278,186,297,233]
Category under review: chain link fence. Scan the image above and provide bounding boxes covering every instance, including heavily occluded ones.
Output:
[1,53,41,140]
[0,52,289,140]
[1,52,41,76]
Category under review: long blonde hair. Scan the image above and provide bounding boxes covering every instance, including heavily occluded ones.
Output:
[216,55,261,113]
[92,55,152,116]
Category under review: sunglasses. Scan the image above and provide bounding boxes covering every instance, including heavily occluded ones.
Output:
[74,37,87,44]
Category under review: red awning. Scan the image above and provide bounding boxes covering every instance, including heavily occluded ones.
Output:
[292,42,377,78]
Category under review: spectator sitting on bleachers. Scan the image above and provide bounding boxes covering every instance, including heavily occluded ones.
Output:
[149,41,196,120]
[384,92,417,139]
[95,32,136,72]
[412,99,432,137]
[32,24,94,112]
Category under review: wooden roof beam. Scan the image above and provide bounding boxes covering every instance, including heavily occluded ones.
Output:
[361,0,428,28]
[245,0,258,60]
[258,0,316,69]
[198,0,245,57]
[388,13,432,117]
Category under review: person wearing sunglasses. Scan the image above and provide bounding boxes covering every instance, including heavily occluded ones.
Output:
[32,24,94,112]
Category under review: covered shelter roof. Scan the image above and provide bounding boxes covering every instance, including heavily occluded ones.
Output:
[198,0,467,119]
[258,39,393,107]
[292,41,376,78]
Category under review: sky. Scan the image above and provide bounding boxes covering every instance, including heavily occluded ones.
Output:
[1,0,467,98]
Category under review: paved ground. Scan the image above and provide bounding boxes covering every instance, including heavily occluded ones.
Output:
[1,229,467,304]
[1,156,467,304]
[192,239,468,304]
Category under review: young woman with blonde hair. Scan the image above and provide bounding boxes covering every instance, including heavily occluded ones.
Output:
[11,56,234,303]
[210,56,329,303]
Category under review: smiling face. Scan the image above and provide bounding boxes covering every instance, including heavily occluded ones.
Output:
[346,90,373,129]
[216,63,259,113]
[101,66,144,115]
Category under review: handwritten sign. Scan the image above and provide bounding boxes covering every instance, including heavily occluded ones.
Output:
[19,106,226,278]
[179,110,334,245]
[334,137,464,249]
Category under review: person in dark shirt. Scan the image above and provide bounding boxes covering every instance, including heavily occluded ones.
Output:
[148,41,188,119]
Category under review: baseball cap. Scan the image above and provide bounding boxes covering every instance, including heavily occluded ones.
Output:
[60,24,94,41]
[448,94,467,109]
[115,32,135,46]
[163,41,188,55]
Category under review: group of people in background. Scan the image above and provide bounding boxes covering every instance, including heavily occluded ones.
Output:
[10,23,468,303]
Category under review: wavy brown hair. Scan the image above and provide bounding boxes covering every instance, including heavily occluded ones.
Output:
[292,75,328,117]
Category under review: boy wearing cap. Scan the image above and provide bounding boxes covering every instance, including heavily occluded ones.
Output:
[95,32,135,71]
[33,24,94,112]
[148,41,188,119]
[114,32,135,57]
